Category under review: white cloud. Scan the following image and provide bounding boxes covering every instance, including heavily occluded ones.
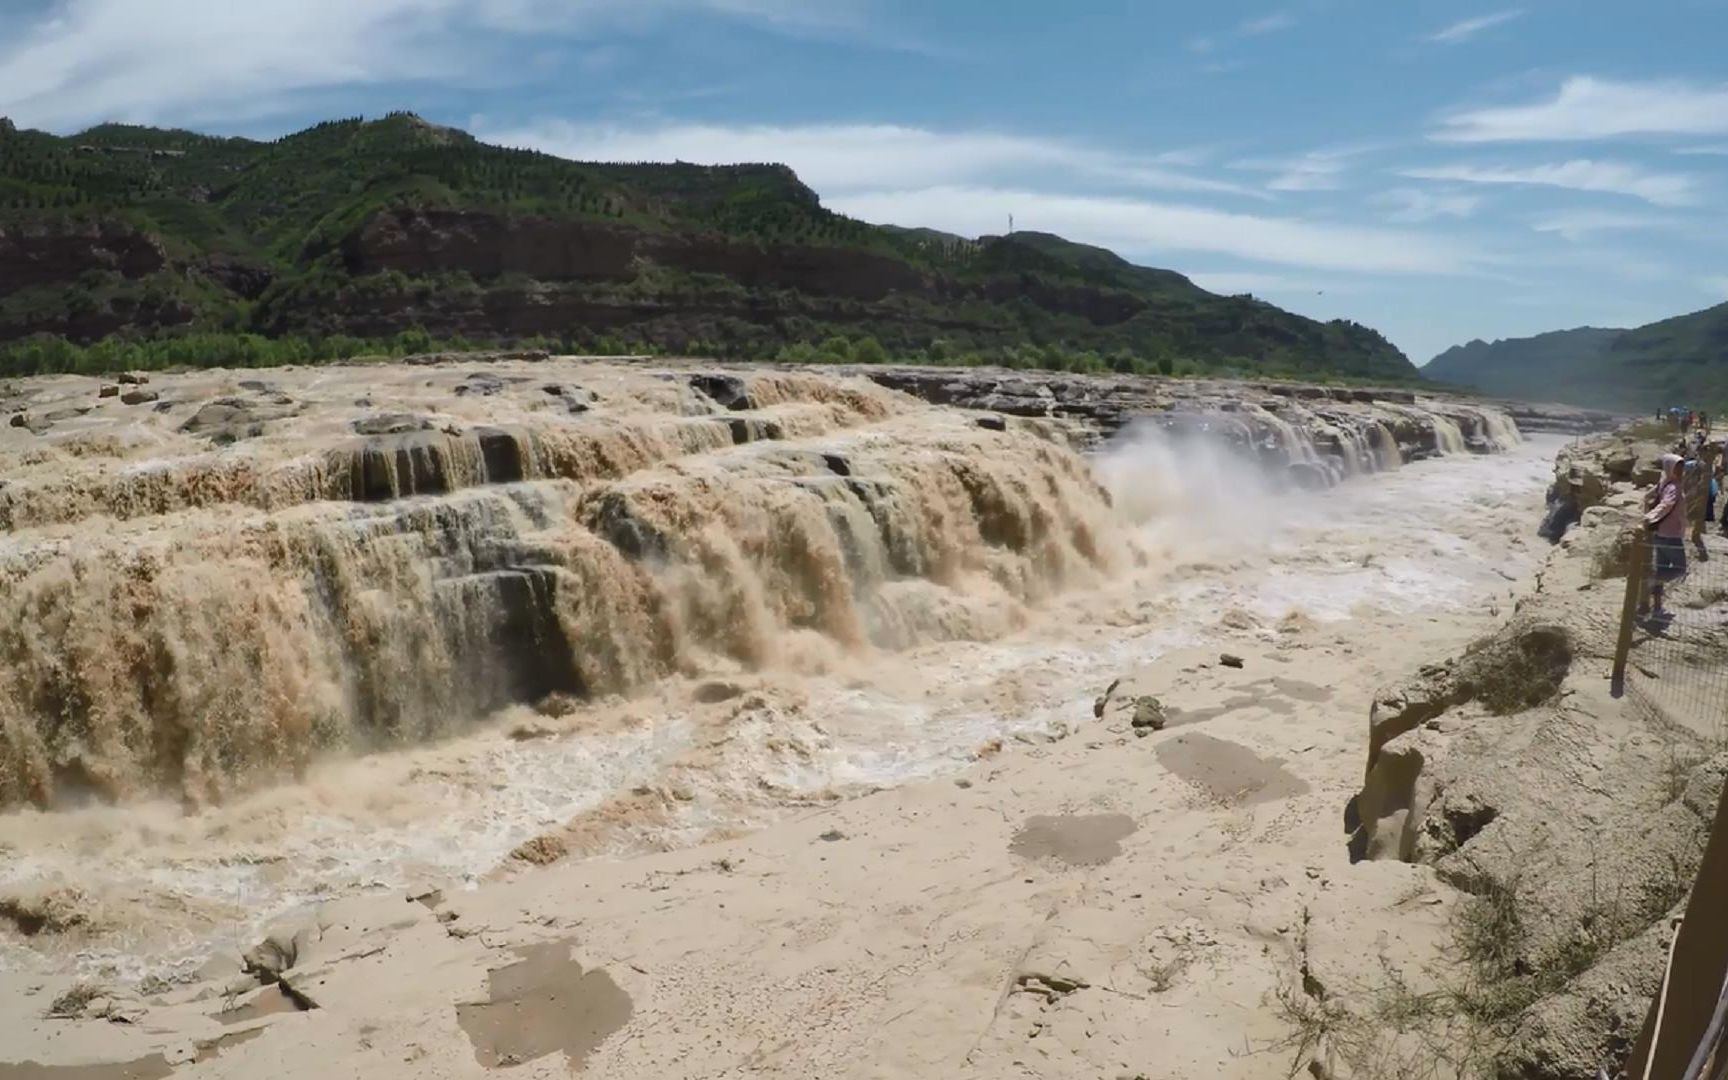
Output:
[1401,160,1700,207]
[1530,210,1676,243]
[480,120,1271,199]
[1186,35,1216,54]
[0,0,873,130]
[826,186,1478,275]
[1434,77,1728,143]
[1232,145,1377,193]
[1239,12,1296,35]
[1374,188,1484,223]
[1426,9,1523,45]
[1676,144,1728,157]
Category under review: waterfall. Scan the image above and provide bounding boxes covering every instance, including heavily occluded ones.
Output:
[0,362,1527,811]
[1481,411,1523,452]
[0,375,1130,811]
[1371,423,1401,471]
[1431,416,1467,455]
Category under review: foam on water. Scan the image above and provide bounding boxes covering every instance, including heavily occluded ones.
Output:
[0,400,1558,978]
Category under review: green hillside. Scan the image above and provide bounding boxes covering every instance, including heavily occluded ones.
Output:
[0,113,1419,382]
[1424,304,1728,411]
[1424,328,1623,403]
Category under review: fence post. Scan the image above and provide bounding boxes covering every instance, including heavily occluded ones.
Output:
[1613,529,1648,696]
[1621,771,1728,1078]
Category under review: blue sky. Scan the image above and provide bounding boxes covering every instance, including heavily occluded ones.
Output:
[2,0,1725,364]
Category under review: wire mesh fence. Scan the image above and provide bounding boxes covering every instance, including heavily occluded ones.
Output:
[1614,524,1728,750]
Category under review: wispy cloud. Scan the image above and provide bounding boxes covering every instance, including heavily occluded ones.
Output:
[481,120,1271,199]
[1702,276,1728,301]
[1232,145,1379,193]
[1426,9,1523,45]
[1434,76,1728,142]
[827,186,1479,275]
[1530,209,1678,243]
[1374,188,1484,223]
[1239,12,1296,35]
[1676,144,1728,157]
[0,0,878,130]
[1401,159,1700,207]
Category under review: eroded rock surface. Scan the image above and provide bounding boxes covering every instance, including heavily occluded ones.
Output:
[1345,437,1723,1078]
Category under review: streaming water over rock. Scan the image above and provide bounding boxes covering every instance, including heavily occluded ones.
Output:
[1,373,1129,810]
[0,362,1522,815]
[0,359,1555,978]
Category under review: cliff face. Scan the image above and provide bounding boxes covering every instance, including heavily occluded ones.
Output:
[345,209,935,302]
[0,220,167,293]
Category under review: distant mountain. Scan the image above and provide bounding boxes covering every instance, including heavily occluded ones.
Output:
[0,113,1418,382]
[1425,302,1728,411]
[1425,328,1624,402]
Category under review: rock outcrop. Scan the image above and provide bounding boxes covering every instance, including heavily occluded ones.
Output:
[1538,426,1669,541]
[1345,430,1723,1078]
[0,220,167,294]
[858,365,1523,487]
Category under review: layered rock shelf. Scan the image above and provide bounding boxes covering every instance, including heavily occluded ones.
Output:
[0,358,1531,812]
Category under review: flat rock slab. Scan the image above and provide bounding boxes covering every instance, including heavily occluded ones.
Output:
[455,940,633,1069]
[0,1058,173,1080]
[1155,732,1309,806]
[1009,814,1137,867]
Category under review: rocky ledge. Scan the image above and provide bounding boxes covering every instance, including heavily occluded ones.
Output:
[1342,427,1725,1079]
[832,364,1529,489]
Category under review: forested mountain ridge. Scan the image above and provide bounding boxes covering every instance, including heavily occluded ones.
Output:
[1425,304,1728,411]
[0,112,1418,381]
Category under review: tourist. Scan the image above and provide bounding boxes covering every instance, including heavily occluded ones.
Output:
[1719,450,1728,534]
[1707,466,1721,542]
[1710,469,1719,538]
[1642,454,1687,620]
[1685,453,1711,557]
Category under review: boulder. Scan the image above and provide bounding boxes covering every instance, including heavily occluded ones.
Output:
[98,384,119,398]
[1130,697,1168,734]
[690,373,752,411]
[510,833,568,866]
[241,922,320,984]
[120,389,159,405]
[455,372,505,397]
[351,413,432,436]
[180,397,299,441]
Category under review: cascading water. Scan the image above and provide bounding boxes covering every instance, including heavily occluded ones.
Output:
[0,360,1544,979]
[0,363,1525,816]
[1431,416,1468,455]
[1372,423,1402,472]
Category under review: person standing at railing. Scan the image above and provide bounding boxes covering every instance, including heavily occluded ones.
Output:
[1642,453,1687,621]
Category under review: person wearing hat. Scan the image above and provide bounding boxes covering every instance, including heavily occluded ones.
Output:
[1642,453,1687,620]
